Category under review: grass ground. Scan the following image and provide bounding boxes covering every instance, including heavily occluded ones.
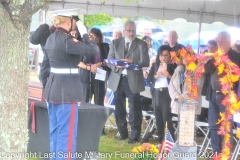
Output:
[99,127,207,160]
[99,128,140,160]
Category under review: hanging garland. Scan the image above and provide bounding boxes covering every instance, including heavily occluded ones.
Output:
[212,49,240,160]
[170,47,240,160]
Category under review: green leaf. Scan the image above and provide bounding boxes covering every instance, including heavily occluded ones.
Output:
[84,13,113,28]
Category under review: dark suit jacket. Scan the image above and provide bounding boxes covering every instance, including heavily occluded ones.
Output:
[107,37,149,93]
[30,24,56,85]
[204,48,240,101]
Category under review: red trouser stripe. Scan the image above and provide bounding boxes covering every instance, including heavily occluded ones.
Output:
[67,103,76,160]
[30,101,36,133]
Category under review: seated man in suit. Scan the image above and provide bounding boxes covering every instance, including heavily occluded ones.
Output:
[107,21,149,144]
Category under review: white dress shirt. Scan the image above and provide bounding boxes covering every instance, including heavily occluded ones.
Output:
[154,63,168,88]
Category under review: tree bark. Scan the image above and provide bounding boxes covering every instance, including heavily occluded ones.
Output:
[0,1,50,159]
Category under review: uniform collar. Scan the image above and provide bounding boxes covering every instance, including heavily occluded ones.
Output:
[56,27,69,34]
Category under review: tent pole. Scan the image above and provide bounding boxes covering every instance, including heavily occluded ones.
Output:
[197,1,205,54]
[197,18,202,54]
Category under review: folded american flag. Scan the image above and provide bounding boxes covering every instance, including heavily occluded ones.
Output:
[104,58,142,70]
[158,129,174,160]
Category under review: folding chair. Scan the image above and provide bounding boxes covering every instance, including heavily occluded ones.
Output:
[172,116,179,135]
[231,113,240,160]
[140,87,158,139]
[140,86,152,99]
[231,129,240,160]
[195,121,210,156]
[141,111,156,138]
[104,90,117,129]
[194,96,211,156]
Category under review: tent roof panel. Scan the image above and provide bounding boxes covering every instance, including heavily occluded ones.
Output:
[47,0,240,26]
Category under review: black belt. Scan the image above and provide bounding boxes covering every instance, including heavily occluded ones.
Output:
[121,74,127,78]
[155,87,168,91]
[214,90,223,94]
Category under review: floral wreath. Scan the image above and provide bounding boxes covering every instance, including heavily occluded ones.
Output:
[170,46,240,159]
[170,46,209,100]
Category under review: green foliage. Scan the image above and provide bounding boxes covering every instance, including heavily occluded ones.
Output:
[84,13,113,29]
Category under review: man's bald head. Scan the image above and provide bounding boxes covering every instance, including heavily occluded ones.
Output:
[216,31,231,53]
[112,29,122,40]
[168,30,178,47]
[143,28,153,37]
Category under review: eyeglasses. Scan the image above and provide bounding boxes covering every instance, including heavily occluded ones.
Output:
[160,54,169,57]
[125,30,135,33]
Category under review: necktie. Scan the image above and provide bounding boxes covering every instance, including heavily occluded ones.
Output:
[124,42,130,57]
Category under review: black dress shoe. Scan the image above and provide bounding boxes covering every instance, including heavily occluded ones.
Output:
[101,131,106,136]
[128,138,138,144]
[117,136,128,140]
[140,137,149,143]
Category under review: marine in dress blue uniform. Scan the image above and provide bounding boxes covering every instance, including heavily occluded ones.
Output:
[41,13,98,160]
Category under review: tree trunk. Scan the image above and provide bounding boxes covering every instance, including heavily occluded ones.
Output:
[0,0,51,158]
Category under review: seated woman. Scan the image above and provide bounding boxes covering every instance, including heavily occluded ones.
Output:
[168,53,203,118]
[147,45,177,143]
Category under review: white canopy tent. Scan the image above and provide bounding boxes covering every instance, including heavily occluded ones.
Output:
[47,0,240,27]
[47,0,240,52]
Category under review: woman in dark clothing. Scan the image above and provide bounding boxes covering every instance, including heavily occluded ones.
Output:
[147,45,177,143]
[78,28,110,105]
[70,26,82,41]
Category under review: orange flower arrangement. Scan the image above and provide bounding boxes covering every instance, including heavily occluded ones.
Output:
[170,46,209,100]
[131,143,159,160]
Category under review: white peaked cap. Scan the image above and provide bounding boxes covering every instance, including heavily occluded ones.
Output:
[52,8,80,17]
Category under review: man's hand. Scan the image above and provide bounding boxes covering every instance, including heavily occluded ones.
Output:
[115,65,126,69]
[120,58,133,63]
